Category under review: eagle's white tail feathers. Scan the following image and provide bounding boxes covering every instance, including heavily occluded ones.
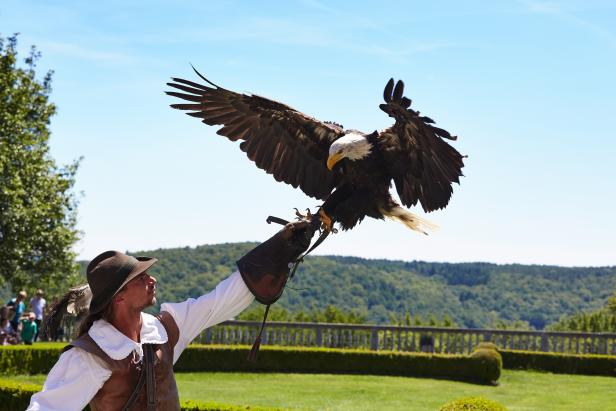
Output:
[380,206,438,235]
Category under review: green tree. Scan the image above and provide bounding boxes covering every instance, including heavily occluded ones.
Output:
[0,34,81,294]
[607,291,616,314]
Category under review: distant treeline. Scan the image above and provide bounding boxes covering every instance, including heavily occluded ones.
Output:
[548,293,616,333]
[79,242,616,330]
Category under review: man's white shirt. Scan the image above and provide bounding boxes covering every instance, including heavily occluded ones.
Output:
[27,270,254,411]
[30,297,46,320]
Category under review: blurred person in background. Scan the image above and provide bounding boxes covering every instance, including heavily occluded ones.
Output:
[21,312,38,345]
[0,317,18,345]
[7,290,27,333]
[30,289,46,341]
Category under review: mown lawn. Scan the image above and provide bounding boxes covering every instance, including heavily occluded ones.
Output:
[16,370,615,410]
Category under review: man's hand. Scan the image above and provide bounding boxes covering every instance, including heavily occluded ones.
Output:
[237,220,316,305]
[277,220,316,252]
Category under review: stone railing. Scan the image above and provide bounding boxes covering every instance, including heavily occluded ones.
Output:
[195,320,616,355]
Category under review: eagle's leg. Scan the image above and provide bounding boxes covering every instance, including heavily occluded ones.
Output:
[318,209,337,233]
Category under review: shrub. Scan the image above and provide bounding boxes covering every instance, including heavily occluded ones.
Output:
[0,380,40,411]
[0,379,284,411]
[439,396,508,411]
[175,345,499,384]
[474,342,499,352]
[0,343,61,374]
[0,343,500,385]
[500,350,616,376]
[469,347,502,385]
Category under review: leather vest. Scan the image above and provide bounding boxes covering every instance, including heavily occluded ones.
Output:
[65,312,180,411]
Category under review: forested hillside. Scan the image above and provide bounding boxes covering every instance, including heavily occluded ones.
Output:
[82,243,616,329]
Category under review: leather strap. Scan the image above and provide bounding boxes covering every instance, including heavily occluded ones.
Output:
[266,214,330,279]
[247,304,271,362]
[145,344,156,411]
[121,355,146,411]
[289,229,329,278]
[121,344,156,411]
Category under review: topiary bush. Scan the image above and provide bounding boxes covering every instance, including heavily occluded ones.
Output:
[474,342,499,352]
[439,396,508,411]
[469,345,502,385]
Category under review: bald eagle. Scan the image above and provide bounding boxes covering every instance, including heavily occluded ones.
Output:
[167,70,464,234]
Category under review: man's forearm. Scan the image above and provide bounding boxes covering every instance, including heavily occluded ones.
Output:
[161,270,254,361]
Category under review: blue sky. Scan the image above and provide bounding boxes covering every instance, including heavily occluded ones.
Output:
[1,1,615,266]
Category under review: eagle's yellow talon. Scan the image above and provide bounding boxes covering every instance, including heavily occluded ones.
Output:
[318,209,337,233]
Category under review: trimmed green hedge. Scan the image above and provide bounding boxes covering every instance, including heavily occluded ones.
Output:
[0,379,283,411]
[0,380,41,411]
[5,342,616,378]
[0,343,61,374]
[0,343,499,385]
[175,345,499,384]
[500,349,616,376]
[439,396,508,411]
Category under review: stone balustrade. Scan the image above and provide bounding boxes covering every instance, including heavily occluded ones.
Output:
[196,320,616,355]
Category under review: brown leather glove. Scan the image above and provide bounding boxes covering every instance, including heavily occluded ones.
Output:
[237,221,316,305]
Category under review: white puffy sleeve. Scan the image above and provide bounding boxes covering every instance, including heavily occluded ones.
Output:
[27,347,112,411]
[161,270,254,362]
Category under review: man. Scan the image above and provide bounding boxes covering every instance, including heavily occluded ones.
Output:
[27,221,314,410]
[7,290,27,333]
[29,289,46,342]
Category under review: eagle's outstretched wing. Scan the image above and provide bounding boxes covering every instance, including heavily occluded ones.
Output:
[166,69,344,200]
[378,79,464,212]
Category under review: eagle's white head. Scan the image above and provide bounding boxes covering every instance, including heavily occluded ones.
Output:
[327,132,373,170]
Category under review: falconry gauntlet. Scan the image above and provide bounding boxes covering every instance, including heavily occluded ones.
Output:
[237,221,316,305]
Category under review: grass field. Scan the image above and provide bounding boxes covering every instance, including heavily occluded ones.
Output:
[16,370,614,410]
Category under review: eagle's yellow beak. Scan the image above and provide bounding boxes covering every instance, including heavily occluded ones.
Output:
[327,152,344,170]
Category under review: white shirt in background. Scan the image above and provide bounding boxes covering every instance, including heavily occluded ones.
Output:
[30,297,46,320]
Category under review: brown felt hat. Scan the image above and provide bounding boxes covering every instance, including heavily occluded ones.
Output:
[87,250,158,314]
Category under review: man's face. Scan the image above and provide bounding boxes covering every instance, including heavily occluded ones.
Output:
[118,271,157,311]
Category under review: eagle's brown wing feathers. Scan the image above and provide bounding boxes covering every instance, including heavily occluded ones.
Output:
[167,71,344,200]
[378,79,464,212]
